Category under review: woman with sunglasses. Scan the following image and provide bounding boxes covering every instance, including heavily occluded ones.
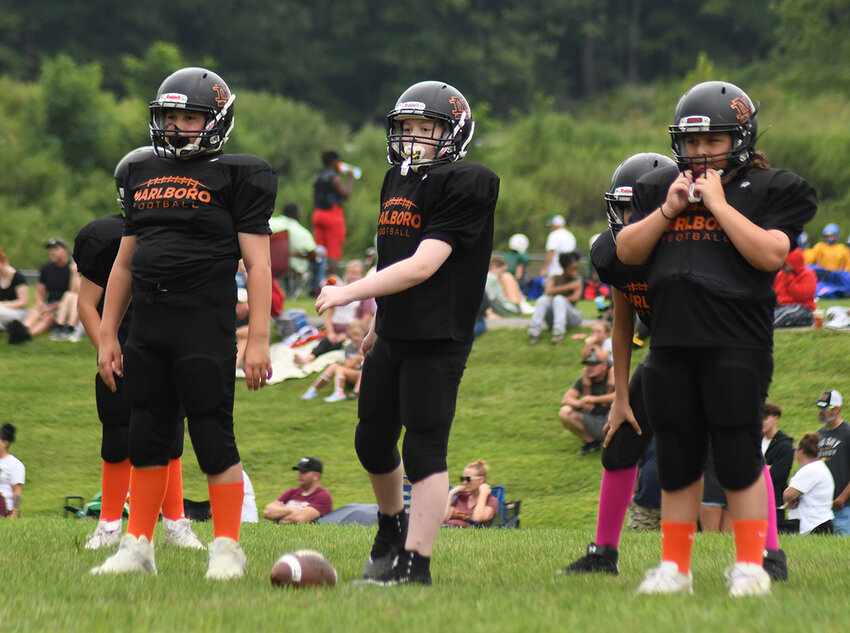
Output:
[443,459,498,528]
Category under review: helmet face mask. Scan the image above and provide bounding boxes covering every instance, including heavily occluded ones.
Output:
[387,81,474,174]
[604,152,676,236]
[669,81,758,178]
[150,67,235,159]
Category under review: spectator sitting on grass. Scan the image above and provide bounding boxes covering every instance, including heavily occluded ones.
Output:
[262,457,332,524]
[301,320,365,402]
[443,459,499,528]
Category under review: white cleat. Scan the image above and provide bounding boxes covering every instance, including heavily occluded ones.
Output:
[163,518,205,550]
[205,537,246,580]
[90,534,156,575]
[726,562,771,598]
[637,561,693,595]
[85,519,122,551]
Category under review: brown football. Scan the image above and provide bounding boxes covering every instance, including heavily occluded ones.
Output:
[270,549,338,588]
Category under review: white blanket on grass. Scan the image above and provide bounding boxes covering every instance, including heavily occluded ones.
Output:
[236,343,344,385]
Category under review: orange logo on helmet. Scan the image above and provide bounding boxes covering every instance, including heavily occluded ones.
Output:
[730,97,751,124]
[212,83,230,107]
[449,96,468,120]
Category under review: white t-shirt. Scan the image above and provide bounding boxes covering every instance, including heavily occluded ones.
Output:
[545,227,577,277]
[241,471,259,523]
[0,454,25,512]
[787,459,834,534]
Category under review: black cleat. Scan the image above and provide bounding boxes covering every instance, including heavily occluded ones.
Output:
[363,509,408,580]
[560,543,619,575]
[357,549,431,586]
[762,548,788,582]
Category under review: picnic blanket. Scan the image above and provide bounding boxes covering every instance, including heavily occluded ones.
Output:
[235,343,343,385]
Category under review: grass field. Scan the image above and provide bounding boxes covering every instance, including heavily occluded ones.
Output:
[2,298,850,632]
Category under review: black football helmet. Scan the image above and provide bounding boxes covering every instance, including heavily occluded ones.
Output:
[114,146,155,210]
[604,153,676,235]
[668,81,758,177]
[149,67,235,159]
[387,80,474,174]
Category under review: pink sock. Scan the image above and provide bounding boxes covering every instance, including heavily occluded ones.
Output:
[595,466,638,547]
[763,464,779,550]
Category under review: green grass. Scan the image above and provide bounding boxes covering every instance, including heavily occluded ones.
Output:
[2,298,850,632]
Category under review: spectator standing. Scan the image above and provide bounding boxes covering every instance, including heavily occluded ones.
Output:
[262,457,332,523]
[539,215,577,279]
[312,150,354,277]
[0,423,24,518]
[815,390,850,535]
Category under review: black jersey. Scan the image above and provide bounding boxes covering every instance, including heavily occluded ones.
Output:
[313,168,342,210]
[590,230,651,328]
[39,261,71,303]
[632,165,817,349]
[121,152,276,288]
[375,161,499,343]
[74,214,132,344]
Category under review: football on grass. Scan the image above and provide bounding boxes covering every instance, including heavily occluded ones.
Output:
[270,549,338,588]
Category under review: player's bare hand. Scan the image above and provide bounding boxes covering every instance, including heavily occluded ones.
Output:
[315,285,350,316]
[243,340,272,391]
[663,171,692,216]
[602,401,640,448]
[692,168,726,209]
[97,336,123,393]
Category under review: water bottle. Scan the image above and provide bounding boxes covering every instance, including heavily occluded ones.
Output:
[338,161,362,180]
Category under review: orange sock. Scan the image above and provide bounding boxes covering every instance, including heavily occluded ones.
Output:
[732,519,767,565]
[126,466,169,542]
[660,521,696,574]
[209,481,243,541]
[161,458,185,521]
[100,459,131,522]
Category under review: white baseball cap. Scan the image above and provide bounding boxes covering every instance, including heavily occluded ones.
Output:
[816,390,843,409]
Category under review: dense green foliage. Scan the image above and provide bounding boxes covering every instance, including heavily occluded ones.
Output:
[1,0,849,266]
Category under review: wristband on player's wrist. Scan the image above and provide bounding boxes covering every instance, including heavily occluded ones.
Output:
[659,204,673,220]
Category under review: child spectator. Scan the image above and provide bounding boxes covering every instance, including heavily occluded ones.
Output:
[301,320,365,402]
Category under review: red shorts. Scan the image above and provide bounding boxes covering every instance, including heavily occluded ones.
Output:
[312,205,346,259]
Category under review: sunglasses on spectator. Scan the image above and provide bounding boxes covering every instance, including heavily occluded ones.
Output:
[460,475,482,483]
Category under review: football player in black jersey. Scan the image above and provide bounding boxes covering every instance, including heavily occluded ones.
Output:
[618,81,816,596]
[316,80,499,585]
[562,152,789,583]
[76,147,203,553]
[93,68,276,580]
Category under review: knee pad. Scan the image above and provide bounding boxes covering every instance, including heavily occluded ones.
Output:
[101,424,130,463]
[401,427,450,483]
[642,361,706,490]
[128,408,176,468]
[187,415,240,475]
[169,419,186,460]
[175,356,227,415]
[602,364,653,470]
[121,344,168,406]
[712,429,764,490]
[354,422,401,475]
[95,374,131,427]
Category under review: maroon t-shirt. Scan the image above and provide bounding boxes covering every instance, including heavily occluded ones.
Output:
[276,486,333,516]
[445,491,499,528]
